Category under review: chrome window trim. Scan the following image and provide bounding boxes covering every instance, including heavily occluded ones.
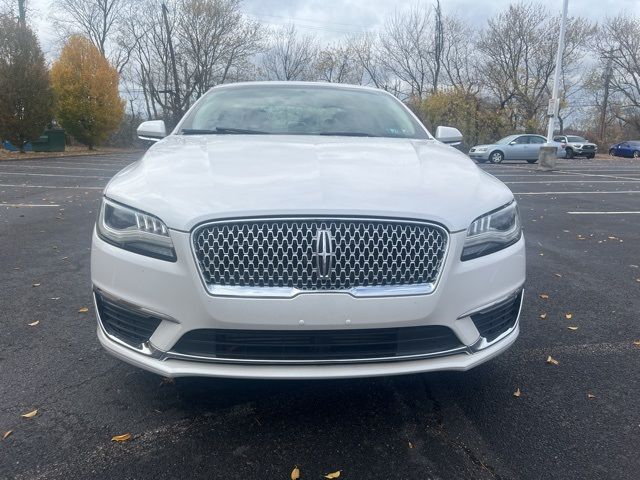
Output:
[189,216,450,299]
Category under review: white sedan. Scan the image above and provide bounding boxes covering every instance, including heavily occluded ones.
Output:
[91,82,525,379]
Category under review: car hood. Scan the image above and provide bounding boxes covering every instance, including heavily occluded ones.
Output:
[105,135,514,232]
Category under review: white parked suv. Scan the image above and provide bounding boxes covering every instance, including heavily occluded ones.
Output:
[91,82,525,379]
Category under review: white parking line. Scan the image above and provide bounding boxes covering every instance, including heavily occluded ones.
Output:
[0,172,111,179]
[504,180,640,184]
[1,203,61,207]
[566,211,640,215]
[0,164,121,172]
[514,190,640,195]
[0,183,103,190]
[555,170,640,181]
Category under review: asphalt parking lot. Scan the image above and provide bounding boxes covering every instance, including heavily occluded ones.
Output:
[1,153,639,480]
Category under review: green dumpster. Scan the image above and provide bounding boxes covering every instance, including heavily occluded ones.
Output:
[32,128,66,152]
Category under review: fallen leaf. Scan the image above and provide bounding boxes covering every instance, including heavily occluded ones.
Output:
[28,321,39,326]
[539,253,544,256]
[408,441,413,449]
[61,256,69,260]
[546,355,559,365]
[587,394,596,399]
[554,273,562,278]
[633,340,640,347]
[636,278,640,283]
[565,313,573,319]
[608,236,617,240]
[111,433,132,442]
[539,294,549,299]
[32,283,41,287]
[291,466,300,480]
[539,313,547,320]
[567,326,579,331]
[78,307,89,313]
[21,409,38,419]
[50,297,61,300]
[513,388,522,397]
[325,472,341,479]
[2,430,12,440]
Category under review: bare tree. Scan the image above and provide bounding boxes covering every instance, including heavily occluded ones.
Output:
[128,0,262,127]
[261,24,317,81]
[53,0,138,72]
[442,15,480,94]
[594,14,640,133]
[312,43,363,84]
[378,4,443,100]
[477,2,594,132]
[347,33,393,90]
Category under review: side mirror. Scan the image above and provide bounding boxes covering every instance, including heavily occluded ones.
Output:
[137,120,167,142]
[509,141,517,145]
[435,126,463,145]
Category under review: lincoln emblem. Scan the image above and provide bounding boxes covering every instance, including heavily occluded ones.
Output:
[314,229,335,279]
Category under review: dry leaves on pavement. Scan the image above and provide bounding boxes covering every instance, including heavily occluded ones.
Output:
[78,307,89,313]
[513,388,522,397]
[633,340,640,347]
[2,430,12,440]
[546,356,559,365]
[21,409,38,419]
[291,466,300,480]
[539,313,547,320]
[567,326,579,331]
[32,283,41,287]
[539,294,549,300]
[111,433,132,442]
[325,472,341,479]
[565,313,573,319]
[587,394,596,399]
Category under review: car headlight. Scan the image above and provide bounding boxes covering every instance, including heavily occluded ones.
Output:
[97,198,176,261]
[475,147,488,152]
[461,201,521,261]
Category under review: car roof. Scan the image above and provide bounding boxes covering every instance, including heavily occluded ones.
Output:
[209,81,385,94]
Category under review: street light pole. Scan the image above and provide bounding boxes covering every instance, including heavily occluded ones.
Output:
[538,0,569,171]
[546,0,569,143]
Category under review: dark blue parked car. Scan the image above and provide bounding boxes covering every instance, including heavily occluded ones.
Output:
[609,140,640,158]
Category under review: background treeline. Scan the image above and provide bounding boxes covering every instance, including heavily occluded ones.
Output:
[1,0,639,150]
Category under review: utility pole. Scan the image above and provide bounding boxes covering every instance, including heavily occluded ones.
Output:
[545,0,569,143]
[599,49,614,142]
[538,0,569,171]
[18,0,26,25]
[161,3,181,128]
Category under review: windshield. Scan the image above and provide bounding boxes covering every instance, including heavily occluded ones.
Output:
[496,135,518,144]
[177,85,430,139]
[567,136,586,142]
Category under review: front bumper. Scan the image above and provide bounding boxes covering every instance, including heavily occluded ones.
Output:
[91,228,526,379]
[468,150,491,161]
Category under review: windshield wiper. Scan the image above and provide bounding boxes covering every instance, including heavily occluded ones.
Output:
[318,131,377,137]
[181,127,268,135]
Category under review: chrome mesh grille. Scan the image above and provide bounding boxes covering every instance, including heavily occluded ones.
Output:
[192,219,448,292]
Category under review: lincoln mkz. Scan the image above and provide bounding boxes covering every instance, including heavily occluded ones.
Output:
[91,82,526,379]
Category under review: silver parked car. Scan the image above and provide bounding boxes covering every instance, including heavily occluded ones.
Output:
[469,134,563,164]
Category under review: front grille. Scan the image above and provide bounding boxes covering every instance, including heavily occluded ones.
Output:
[192,218,447,292]
[582,145,595,150]
[171,325,463,362]
[470,291,522,342]
[95,292,162,347]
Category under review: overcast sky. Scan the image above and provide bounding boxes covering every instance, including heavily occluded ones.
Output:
[24,0,640,57]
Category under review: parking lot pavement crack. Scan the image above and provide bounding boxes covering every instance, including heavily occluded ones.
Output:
[419,377,513,480]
